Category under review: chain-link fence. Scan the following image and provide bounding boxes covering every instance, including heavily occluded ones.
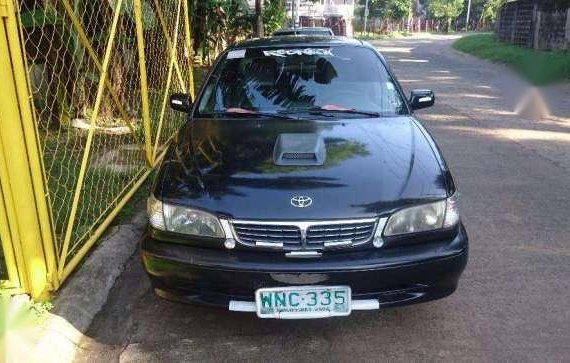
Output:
[16,0,193,280]
[497,0,570,50]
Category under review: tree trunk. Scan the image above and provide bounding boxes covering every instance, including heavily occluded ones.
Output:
[255,0,264,37]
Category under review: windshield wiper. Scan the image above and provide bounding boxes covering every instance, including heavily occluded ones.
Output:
[202,110,298,120]
[279,107,382,118]
[307,107,382,117]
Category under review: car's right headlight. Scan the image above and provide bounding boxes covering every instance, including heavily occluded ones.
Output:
[147,195,224,238]
[383,194,459,237]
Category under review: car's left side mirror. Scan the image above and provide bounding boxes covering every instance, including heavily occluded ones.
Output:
[409,89,435,110]
[169,93,192,113]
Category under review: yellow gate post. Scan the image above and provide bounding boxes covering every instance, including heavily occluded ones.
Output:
[0,0,58,298]
[152,0,183,161]
[57,0,124,279]
[133,0,153,166]
[0,152,26,294]
[182,0,195,99]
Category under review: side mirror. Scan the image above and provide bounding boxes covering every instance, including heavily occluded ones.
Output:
[409,89,435,110]
[169,93,192,113]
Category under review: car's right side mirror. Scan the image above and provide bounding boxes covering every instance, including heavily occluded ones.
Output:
[169,93,192,113]
[409,89,435,110]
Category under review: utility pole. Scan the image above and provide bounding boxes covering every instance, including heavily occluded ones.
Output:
[255,0,264,37]
[292,0,297,28]
[466,0,472,31]
[363,0,369,34]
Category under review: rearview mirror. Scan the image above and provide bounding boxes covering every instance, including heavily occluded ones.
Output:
[169,93,192,113]
[409,89,435,110]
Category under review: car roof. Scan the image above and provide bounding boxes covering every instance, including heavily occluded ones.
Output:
[230,36,365,49]
[275,27,332,32]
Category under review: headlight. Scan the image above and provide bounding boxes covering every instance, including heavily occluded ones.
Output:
[147,195,224,238]
[383,194,459,236]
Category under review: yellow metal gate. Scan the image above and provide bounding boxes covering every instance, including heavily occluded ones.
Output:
[0,0,195,299]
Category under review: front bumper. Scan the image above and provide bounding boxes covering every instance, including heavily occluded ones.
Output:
[142,224,468,311]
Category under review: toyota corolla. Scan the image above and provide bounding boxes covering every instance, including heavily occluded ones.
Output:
[143,37,468,319]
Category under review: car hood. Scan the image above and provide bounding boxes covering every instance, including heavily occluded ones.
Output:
[156,117,449,220]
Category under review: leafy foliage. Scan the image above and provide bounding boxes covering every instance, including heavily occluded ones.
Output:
[190,0,287,64]
[386,0,414,20]
[481,0,507,22]
[428,0,464,31]
[263,0,288,35]
[357,0,414,20]
[225,0,255,44]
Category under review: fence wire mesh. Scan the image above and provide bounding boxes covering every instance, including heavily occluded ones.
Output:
[497,1,569,50]
[16,0,190,275]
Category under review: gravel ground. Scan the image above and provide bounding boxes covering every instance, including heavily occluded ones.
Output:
[75,35,570,362]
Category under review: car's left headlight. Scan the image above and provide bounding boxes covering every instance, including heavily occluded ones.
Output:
[147,195,225,238]
[383,194,460,236]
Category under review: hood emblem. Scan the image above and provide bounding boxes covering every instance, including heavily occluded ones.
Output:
[291,195,312,208]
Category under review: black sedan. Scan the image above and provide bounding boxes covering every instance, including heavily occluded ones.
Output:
[143,37,468,319]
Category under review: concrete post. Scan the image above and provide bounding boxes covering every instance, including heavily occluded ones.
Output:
[466,0,471,31]
[564,8,570,49]
[363,0,369,34]
[511,4,518,43]
[533,6,541,50]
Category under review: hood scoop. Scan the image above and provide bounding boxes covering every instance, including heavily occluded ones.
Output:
[273,133,326,166]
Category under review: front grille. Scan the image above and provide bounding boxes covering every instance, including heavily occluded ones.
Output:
[232,223,302,248]
[306,222,376,245]
[231,219,377,250]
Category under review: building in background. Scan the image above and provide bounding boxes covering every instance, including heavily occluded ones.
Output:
[285,0,355,36]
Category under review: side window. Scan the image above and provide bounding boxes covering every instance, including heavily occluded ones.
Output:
[198,81,216,112]
[197,54,229,113]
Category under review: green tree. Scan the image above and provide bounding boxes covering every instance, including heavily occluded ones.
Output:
[262,0,287,34]
[386,0,414,20]
[224,0,254,44]
[359,0,414,20]
[480,0,506,22]
[428,0,464,32]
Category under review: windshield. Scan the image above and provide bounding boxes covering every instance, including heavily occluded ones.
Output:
[196,45,407,117]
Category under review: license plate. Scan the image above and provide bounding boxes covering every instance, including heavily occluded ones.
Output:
[255,285,351,319]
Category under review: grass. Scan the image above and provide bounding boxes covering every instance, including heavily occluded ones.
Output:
[42,131,148,251]
[6,66,212,268]
[453,34,570,86]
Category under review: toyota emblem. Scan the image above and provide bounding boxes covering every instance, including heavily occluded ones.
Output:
[291,195,312,208]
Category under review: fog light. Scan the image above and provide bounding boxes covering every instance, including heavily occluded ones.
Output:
[224,239,236,249]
